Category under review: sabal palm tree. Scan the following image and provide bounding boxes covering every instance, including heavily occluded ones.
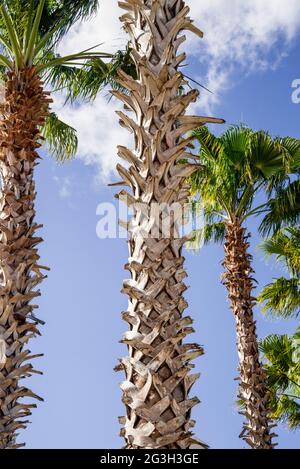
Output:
[113,0,224,449]
[258,227,300,429]
[189,125,300,449]
[0,0,114,448]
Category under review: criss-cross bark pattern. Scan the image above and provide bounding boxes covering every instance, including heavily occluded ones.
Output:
[0,67,50,449]
[114,0,223,449]
[222,219,277,449]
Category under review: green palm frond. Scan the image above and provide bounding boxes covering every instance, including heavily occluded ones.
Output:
[39,0,99,38]
[45,62,80,90]
[260,330,300,429]
[259,179,300,236]
[0,63,5,79]
[25,0,45,64]
[258,277,300,318]
[260,227,300,274]
[187,222,226,251]
[192,126,223,165]
[249,131,284,179]
[0,2,111,73]
[190,125,288,224]
[258,228,300,318]
[191,127,243,218]
[2,1,99,40]
[220,124,251,171]
[48,48,135,102]
[271,396,300,429]
[276,136,300,173]
[0,53,12,68]
[0,3,23,68]
[42,112,78,161]
[237,183,256,220]
[259,333,294,387]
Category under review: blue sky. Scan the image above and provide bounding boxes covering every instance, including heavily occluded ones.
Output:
[20,0,300,449]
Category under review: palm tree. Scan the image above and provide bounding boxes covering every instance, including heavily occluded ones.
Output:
[258,227,300,429]
[113,0,224,449]
[189,125,300,449]
[0,0,114,449]
[1,1,132,159]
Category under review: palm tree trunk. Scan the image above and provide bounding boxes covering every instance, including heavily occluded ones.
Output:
[0,67,50,448]
[114,0,223,449]
[222,218,277,449]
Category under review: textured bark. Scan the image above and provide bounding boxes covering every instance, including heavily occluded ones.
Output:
[222,219,277,449]
[0,68,50,448]
[114,0,224,449]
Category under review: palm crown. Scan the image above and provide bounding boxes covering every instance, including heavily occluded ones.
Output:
[0,0,115,160]
[0,0,109,73]
[189,125,300,246]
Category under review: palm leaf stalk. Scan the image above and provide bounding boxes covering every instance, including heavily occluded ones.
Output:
[113,0,224,449]
[189,126,300,448]
[0,0,110,448]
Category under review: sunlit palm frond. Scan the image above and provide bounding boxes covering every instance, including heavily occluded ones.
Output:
[276,136,300,172]
[260,330,300,429]
[220,124,251,172]
[187,222,226,251]
[45,48,134,101]
[260,227,300,273]
[0,2,111,72]
[192,126,223,164]
[3,1,99,39]
[42,112,78,161]
[259,179,300,236]
[249,131,285,179]
[258,228,300,318]
[258,277,300,318]
[42,0,99,37]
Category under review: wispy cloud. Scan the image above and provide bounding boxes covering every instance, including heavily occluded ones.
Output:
[53,0,300,180]
[53,175,73,199]
[188,0,300,112]
[52,93,132,183]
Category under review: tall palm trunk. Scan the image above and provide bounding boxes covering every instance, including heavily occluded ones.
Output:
[114,0,223,449]
[0,67,50,448]
[222,218,277,449]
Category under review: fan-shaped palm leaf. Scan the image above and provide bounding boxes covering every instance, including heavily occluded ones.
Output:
[260,331,300,429]
[260,179,300,235]
[42,112,78,161]
[258,278,300,318]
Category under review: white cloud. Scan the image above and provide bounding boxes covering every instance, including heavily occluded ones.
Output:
[188,0,300,112]
[52,93,132,183]
[59,0,126,55]
[53,0,300,180]
[53,175,73,199]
